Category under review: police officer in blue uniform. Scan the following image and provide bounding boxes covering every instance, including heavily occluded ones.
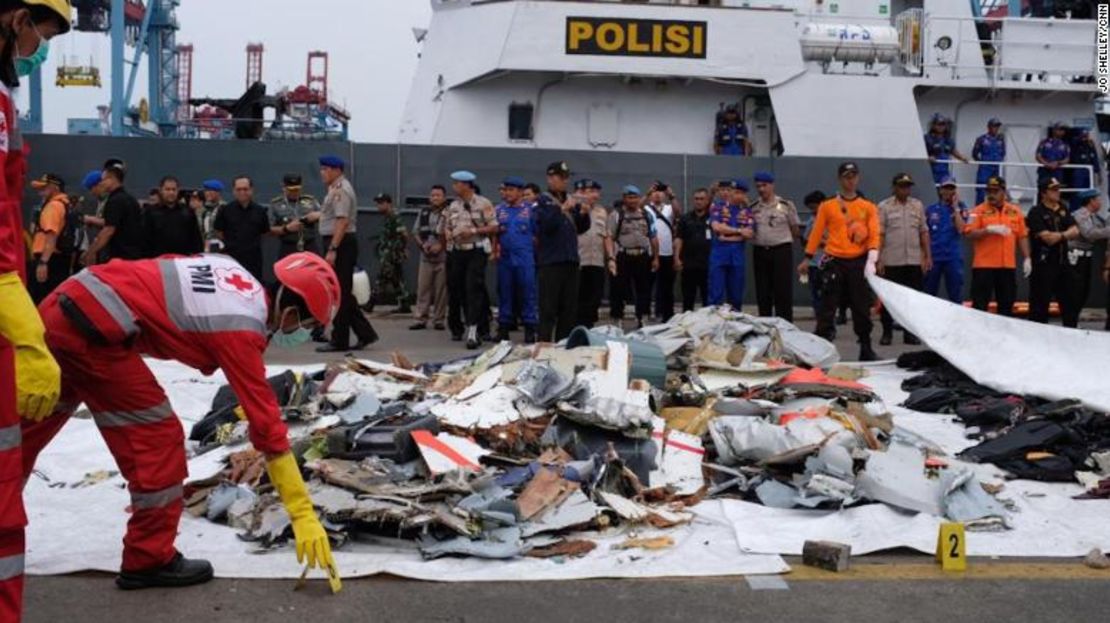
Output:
[1036,122,1071,189]
[971,118,1005,205]
[494,176,538,344]
[1067,128,1100,210]
[714,106,752,156]
[924,114,969,185]
[708,179,756,308]
[924,176,969,304]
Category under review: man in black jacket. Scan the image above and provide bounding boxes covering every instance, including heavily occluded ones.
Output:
[81,159,144,265]
[143,176,203,258]
[213,176,270,281]
[534,161,591,342]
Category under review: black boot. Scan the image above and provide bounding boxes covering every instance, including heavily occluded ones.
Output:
[466,326,481,350]
[858,342,879,362]
[524,325,537,345]
[409,322,427,331]
[496,327,511,342]
[879,330,893,346]
[903,333,921,346]
[116,552,214,590]
[836,310,849,325]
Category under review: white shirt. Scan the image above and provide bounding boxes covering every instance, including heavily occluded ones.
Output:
[648,203,676,256]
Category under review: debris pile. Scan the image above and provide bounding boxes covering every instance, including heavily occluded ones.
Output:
[184,307,1017,561]
[897,351,1110,493]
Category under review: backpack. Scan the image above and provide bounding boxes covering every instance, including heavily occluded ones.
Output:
[55,196,84,254]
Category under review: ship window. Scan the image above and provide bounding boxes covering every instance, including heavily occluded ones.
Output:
[508,102,534,141]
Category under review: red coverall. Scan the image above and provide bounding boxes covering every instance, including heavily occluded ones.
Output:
[20,254,291,573]
[1,80,30,622]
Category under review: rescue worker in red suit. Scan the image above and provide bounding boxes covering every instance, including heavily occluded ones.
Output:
[0,2,71,620]
[19,252,344,593]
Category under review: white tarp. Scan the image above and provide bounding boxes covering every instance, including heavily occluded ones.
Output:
[869,275,1110,412]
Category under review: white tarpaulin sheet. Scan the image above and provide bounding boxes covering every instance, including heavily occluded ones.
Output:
[24,360,787,580]
[869,275,1110,412]
[25,356,1110,579]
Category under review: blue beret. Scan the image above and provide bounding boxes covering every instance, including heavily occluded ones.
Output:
[319,155,346,170]
[450,170,477,183]
[1077,189,1101,203]
[81,170,103,190]
[754,171,774,184]
[501,175,526,188]
[201,179,224,192]
[622,184,641,196]
[730,179,749,192]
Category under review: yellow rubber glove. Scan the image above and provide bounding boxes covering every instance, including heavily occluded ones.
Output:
[266,451,342,593]
[0,272,61,421]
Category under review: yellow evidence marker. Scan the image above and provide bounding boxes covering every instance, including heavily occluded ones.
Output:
[936,522,967,572]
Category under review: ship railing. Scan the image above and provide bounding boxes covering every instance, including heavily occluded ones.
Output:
[172,117,347,140]
[934,158,1097,202]
[900,12,1096,85]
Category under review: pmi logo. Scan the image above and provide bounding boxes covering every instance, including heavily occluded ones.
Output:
[566,17,707,59]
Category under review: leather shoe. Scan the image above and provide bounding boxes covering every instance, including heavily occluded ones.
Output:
[879,332,893,346]
[858,344,879,362]
[116,552,213,590]
[409,322,427,331]
[434,323,446,331]
[316,343,350,353]
[903,334,921,346]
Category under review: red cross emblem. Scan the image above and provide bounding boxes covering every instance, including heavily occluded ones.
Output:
[215,267,262,299]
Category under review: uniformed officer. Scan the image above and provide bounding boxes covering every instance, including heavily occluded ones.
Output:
[751,171,801,321]
[198,179,225,253]
[1071,189,1110,325]
[1036,122,1071,189]
[1026,178,1080,327]
[605,185,659,329]
[535,161,592,342]
[877,173,932,345]
[492,176,539,343]
[576,178,610,329]
[963,176,1031,318]
[441,171,498,349]
[1067,128,1101,210]
[268,174,322,258]
[709,179,756,310]
[923,176,968,304]
[971,118,1005,205]
[371,193,411,314]
[714,106,752,156]
[797,162,881,361]
[410,184,449,331]
[924,114,969,185]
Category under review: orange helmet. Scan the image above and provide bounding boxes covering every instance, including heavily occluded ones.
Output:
[273,252,340,325]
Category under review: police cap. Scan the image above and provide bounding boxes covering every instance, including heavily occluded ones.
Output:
[837,161,860,177]
[985,176,1006,189]
[622,184,642,196]
[754,171,774,184]
[892,173,915,186]
[202,179,225,192]
[374,193,393,203]
[81,170,103,191]
[31,173,65,191]
[938,175,958,188]
[450,170,477,183]
[546,161,571,178]
[283,173,303,188]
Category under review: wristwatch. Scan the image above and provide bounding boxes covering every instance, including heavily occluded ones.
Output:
[328,245,339,252]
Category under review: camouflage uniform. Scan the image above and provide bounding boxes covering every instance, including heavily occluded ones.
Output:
[268,193,322,257]
[375,211,411,310]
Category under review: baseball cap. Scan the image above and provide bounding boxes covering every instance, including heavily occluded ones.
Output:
[1042,177,1062,190]
[988,118,1002,127]
[31,173,65,191]
[583,179,602,190]
[282,173,303,188]
[892,173,915,186]
[985,176,1006,189]
[938,175,957,188]
[546,161,571,177]
[838,162,860,177]
[374,192,393,203]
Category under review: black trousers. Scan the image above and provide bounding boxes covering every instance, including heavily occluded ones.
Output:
[329,236,378,348]
[448,249,489,330]
[30,253,73,305]
[753,243,795,321]
[681,266,709,312]
[278,238,320,259]
[611,253,653,322]
[879,265,924,334]
[576,265,606,328]
[538,262,580,342]
[1029,262,1078,327]
[971,268,1017,317]
[654,256,676,322]
[815,255,873,343]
